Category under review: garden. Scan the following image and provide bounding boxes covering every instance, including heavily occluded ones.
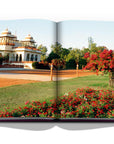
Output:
[0,43,114,118]
[0,73,113,118]
[0,87,113,118]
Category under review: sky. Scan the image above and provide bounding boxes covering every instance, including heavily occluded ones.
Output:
[0,19,56,53]
[0,19,114,54]
[58,20,114,50]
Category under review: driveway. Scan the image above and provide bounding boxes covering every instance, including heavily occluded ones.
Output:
[0,72,72,81]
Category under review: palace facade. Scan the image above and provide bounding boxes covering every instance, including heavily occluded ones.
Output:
[0,29,41,69]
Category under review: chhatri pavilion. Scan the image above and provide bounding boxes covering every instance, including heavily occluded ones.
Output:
[0,29,41,69]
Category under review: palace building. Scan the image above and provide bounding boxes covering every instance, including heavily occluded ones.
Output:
[0,29,41,69]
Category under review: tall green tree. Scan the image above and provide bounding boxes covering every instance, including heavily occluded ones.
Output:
[60,48,70,60]
[37,44,47,61]
[46,51,60,63]
[66,48,81,63]
[81,47,90,56]
[88,37,106,53]
[51,42,62,56]
[88,37,94,49]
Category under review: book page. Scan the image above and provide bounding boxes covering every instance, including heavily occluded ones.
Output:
[56,20,114,120]
[0,19,57,121]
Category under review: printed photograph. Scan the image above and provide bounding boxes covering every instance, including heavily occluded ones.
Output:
[0,19,114,120]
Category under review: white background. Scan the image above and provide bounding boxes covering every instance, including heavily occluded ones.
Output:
[0,0,114,143]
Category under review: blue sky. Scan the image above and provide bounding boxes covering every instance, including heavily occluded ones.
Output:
[58,20,114,50]
[0,19,114,54]
[0,19,56,53]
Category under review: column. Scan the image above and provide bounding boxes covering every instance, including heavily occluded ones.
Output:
[9,53,11,62]
[37,54,39,62]
[22,52,25,61]
[29,54,31,61]
[15,54,16,61]
[18,54,20,62]
[33,54,35,61]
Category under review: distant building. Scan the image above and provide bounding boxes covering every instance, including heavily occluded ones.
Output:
[0,29,41,69]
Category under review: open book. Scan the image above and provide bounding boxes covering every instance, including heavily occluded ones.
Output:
[0,19,113,122]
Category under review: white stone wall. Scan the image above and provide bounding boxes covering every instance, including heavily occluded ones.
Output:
[8,62,33,69]
[0,45,12,51]
[0,44,41,62]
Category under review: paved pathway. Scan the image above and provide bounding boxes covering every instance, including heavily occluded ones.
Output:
[0,72,72,81]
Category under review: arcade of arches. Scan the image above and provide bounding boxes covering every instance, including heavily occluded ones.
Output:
[11,53,39,62]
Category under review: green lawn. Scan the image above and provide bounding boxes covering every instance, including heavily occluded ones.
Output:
[58,74,114,96]
[0,74,113,111]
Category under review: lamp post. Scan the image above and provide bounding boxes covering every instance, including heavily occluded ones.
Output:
[50,63,53,81]
[76,63,79,77]
[82,65,84,71]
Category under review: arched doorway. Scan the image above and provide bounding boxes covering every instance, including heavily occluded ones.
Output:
[35,55,37,61]
[19,54,22,62]
[31,54,34,61]
[16,54,18,61]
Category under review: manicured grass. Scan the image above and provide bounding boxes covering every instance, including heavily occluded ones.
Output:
[0,81,56,111]
[58,74,114,96]
[0,74,113,111]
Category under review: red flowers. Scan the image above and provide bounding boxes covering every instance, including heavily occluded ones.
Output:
[91,54,98,60]
[25,101,29,105]
[51,59,66,69]
[84,49,114,74]
[84,52,90,59]
[0,88,113,118]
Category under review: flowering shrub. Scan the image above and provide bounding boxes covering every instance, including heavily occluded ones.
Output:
[0,88,113,118]
[51,59,66,69]
[57,88,114,118]
[84,49,114,74]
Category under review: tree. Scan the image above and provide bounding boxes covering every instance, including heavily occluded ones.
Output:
[81,47,90,56]
[66,48,81,65]
[88,37,106,53]
[66,59,76,69]
[46,51,60,63]
[51,59,66,70]
[90,44,106,53]
[65,48,87,69]
[88,37,94,49]
[60,48,70,60]
[51,42,62,56]
[37,44,47,61]
[84,49,114,87]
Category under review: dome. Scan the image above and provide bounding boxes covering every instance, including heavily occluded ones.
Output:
[0,28,15,38]
[1,28,11,35]
[25,34,33,39]
[23,34,35,43]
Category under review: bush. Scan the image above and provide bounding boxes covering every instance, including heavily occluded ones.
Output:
[65,58,87,69]
[32,61,50,69]
[78,57,87,69]
[51,59,66,70]
[32,62,39,69]
[46,51,60,63]
[0,57,4,65]
[0,88,113,118]
[66,59,76,69]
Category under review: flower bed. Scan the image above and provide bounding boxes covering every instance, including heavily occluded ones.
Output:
[0,88,114,118]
